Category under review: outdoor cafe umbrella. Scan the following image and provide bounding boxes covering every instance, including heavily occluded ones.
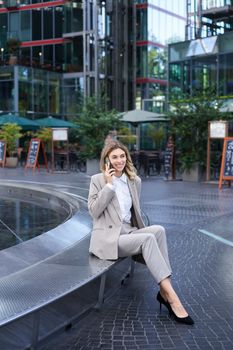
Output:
[120,109,167,124]
[0,113,40,130]
[119,109,168,150]
[35,116,77,128]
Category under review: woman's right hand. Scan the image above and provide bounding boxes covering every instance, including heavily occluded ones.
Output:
[104,162,115,184]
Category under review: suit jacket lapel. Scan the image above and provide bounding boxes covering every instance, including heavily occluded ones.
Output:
[111,194,122,221]
[128,178,145,228]
[99,174,122,221]
[127,178,139,212]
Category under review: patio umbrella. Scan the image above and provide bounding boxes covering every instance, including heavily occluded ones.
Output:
[0,113,40,130]
[35,116,77,128]
[119,109,167,124]
[119,109,168,150]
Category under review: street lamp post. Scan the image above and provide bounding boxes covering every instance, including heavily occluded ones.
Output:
[39,51,42,65]
[1,48,4,62]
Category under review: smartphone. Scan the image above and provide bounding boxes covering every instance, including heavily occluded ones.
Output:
[105,157,113,169]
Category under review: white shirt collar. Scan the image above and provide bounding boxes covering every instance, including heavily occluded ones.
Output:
[113,173,127,183]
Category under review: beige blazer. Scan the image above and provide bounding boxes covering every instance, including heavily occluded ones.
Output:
[88,173,145,260]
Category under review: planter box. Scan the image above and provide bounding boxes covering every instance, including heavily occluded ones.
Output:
[5,157,18,168]
[8,55,17,65]
[182,163,205,182]
[86,159,100,176]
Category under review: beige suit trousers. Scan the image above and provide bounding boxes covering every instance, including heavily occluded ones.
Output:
[118,224,172,284]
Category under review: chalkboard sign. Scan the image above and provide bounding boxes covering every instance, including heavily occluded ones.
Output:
[219,137,233,189]
[26,139,40,167]
[0,140,6,167]
[164,138,174,179]
[25,138,48,172]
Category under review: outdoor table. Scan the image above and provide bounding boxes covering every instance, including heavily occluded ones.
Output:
[139,151,161,176]
[54,150,69,171]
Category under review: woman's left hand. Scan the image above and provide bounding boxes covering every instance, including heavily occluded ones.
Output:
[104,162,115,184]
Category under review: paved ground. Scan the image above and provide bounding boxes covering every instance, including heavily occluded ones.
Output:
[1,168,233,350]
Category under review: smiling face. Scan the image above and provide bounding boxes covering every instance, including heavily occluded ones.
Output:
[108,148,127,177]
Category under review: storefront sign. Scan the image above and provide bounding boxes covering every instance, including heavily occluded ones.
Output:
[52,128,68,141]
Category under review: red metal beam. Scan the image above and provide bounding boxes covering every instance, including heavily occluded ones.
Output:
[136,40,167,49]
[0,1,65,13]
[136,77,168,86]
[20,38,69,47]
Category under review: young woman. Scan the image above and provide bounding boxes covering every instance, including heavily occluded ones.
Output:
[88,140,194,325]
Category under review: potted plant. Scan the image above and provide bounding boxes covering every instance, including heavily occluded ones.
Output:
[35,127,52,151]
[74,96,122,175]
[0,123,22,167]
[168,92,231,181]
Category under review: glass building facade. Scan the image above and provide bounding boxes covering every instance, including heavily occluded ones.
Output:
[0,0,187,120]
[169,0,233,104]
[0,0,135,118]
[135,0,186,112]
[186,0,233,40]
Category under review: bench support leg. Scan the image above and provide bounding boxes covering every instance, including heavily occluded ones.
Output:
[30,311,40,350]
[130,258,135,277]
[95,272,107,309]
[121,258,135,285]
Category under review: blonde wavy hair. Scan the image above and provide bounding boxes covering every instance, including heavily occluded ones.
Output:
[100,140,137,180]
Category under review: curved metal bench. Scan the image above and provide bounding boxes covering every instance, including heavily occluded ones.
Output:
[0,235,132,349]
[0,182,148,349]
[0,183,136,349]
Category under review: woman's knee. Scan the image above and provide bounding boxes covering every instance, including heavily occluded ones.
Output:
[150,225,166,237]
[143,233,157,247]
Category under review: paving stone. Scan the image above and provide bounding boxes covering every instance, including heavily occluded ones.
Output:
[26,176,233,350]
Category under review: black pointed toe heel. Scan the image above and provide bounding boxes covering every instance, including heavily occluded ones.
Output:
[156,291,170,312]
[156,292,194,325]
[169,308,194,325]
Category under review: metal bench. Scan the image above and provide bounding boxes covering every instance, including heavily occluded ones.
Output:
[0,235,134,350]
[0,182,148,350]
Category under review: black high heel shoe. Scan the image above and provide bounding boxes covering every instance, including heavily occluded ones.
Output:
[156,292,194,325]
[157,291,170,312]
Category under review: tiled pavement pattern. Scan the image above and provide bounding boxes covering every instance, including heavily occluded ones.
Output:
[1,169,233,350]
[41,178,233,350]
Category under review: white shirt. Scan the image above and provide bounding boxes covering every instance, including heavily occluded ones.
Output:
[107,173,132,223]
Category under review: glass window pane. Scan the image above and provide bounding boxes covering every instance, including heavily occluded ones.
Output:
[73,1,83,32]
[148,46,166,79]
[55,44,63,72]
[169,63,182,99]
[20,47,31,66]
[72,37,83,72]
[21,11,30,41]
[219,53,233,95]
[32,10,41,40]
[49,76,60,114]
[137,46,148,77]
[0,80,13,111]
[19,81,32,113]
[54,6,63,37]
[44,45,53,69]
[9,12,19,38]
[43,8,53,39]
[136,8,147,41]
[18,66,32,81]
[33,69,48,113]
[0,13,7,48]
[192,57,217,93]
[62,77,84,116]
